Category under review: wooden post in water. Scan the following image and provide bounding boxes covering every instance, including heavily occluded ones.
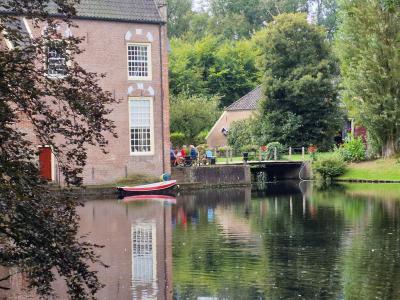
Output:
[302,147,305,160]
[274,147,277,160]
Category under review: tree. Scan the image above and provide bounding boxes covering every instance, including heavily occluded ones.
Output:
[169,36,259,108]
[170,94,220,144]
[167,0,194,37]
[335,0,400,157]
[308,0,339,38]
[208,0,309,39]
[0,0,116,298]
[255,13,342,149]
[227,119,255,151]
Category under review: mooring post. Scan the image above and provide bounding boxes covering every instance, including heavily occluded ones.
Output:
[125,165,128,178]
[274,147,277,160]
[91,167,95,180]
[289,147,292,160]
[302,147,305,160]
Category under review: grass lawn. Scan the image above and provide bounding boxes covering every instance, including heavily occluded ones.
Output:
[339,158,400,181]
[342,182,400,200]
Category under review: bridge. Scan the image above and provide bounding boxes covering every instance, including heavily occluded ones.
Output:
[226,160,311,181]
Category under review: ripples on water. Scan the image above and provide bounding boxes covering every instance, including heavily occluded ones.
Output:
[3,182,400,299]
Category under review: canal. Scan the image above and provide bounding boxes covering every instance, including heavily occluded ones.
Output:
[5,182,400,299]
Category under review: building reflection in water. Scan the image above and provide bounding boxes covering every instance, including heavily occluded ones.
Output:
[0,198,174,300]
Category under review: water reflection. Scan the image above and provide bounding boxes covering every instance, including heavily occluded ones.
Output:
[55,198,174,300]
[4,183,400,299]
[172,183,400,300]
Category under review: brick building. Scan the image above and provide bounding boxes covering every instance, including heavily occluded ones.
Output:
[206,85,262,148]
[3,0,171,185]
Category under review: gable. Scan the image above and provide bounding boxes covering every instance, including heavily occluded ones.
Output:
[225,85,263,111]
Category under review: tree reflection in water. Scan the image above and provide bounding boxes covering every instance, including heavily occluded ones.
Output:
[0,186,104,299]
[172,182,400,300]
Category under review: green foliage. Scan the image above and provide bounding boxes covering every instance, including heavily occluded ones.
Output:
[209,0,309,39]
[265,142,284,160]
[1,1,117,298]
[255,13,343,149]
[170,132,186,147]
[227,119,255,151]
[313,154,347,180]
[170,94,220,144]
[169,36,259,108]
[196,144,208,156]
[167,0,193,38]
[194,130,209,145]
[336,135,366,162]
[335,0,400,157]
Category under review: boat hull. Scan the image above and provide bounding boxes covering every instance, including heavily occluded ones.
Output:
[117,180,178,198]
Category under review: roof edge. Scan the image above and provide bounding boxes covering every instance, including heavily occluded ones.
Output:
[0,12,166,25]
[225,85,263,111]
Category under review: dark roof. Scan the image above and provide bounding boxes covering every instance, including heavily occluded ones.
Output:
[1,0,163,24]
[72,0,163,23]
[226,85,263,111]
[4,17,31,47]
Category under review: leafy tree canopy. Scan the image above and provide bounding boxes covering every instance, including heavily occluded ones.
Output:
[255,13,343,149]
[170,94,220,144]
[169,36,259,108]
[0,0,116,298]
[335,0,400,157]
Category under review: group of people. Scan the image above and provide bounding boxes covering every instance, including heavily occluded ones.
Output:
[170,145,198,166]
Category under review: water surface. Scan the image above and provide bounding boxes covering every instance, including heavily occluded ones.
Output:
[4,182,400,299]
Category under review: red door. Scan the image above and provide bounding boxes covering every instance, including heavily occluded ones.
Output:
[39,147,52,181]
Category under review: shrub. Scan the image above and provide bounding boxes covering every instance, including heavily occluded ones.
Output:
[170,132,185,147]
[265,142,284,160]
[217,146,228,155]
[228,119,255,151]
[195,130,208,145]
[313,155,347,180]
[336,135,366,162]
[196,144,208,156]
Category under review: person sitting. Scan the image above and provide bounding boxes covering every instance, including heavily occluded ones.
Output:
[175,147,183,165]
[205,149,214,164]
[181,145,187,157]
[190,145,198,161]
[170,148,176,166]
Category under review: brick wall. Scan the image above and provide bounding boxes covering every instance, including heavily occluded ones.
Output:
[21,19,170,185]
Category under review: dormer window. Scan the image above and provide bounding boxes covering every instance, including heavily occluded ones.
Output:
[127,43,152,81]
[46,41,66,78]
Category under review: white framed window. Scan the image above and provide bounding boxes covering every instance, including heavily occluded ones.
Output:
[46,41,66,78]
[129,97,154,155]
[131,223,156,284]
[127,43,152,80]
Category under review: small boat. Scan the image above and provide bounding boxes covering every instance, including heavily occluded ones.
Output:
[117,180,178,197]
[122,195,177,204]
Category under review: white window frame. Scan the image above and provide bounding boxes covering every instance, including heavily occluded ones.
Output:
[127,42,152,81]
[128,97,154,156]
[45,40,68,79]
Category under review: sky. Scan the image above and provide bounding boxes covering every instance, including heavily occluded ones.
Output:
[192,0,209,11]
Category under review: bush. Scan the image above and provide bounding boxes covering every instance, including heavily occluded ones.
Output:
[313,155,347,180]
[194,130,208,145]
[336,135,366,162]
[196,144,208,156]
[170,132,185,147]
[265,142,284,160]
[228,119,255,151]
